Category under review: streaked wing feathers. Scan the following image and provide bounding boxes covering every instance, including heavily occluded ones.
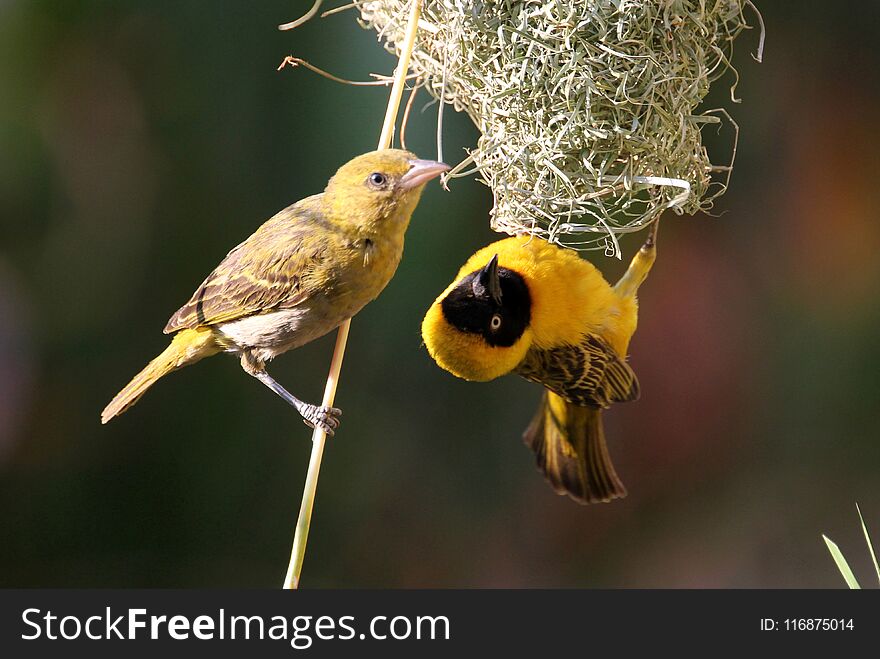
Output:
[516,335,640,408]
[164,198,330,333]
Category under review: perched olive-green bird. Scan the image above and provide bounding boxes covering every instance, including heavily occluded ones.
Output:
[102,149,449,432]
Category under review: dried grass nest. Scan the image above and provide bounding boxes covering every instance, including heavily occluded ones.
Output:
[359,0,760,255]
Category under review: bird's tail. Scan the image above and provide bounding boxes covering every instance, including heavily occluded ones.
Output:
[523,391,626,504]
[101,327,220,424]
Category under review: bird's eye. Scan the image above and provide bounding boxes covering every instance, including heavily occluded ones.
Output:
[489,313,502,331]
[367,172,388,188]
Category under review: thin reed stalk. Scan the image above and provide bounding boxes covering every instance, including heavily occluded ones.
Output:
[282,0,424,590]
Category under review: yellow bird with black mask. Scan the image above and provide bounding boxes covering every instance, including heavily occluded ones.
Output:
[421,226,657,504]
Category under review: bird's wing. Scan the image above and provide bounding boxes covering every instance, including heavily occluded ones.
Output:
[516,335,640,408]
[164,197,334,333]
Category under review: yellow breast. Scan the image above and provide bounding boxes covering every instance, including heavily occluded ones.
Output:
[422,236,639,382]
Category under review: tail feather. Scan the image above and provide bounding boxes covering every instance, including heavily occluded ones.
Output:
[523,391,626,504]
[101,327,219,424]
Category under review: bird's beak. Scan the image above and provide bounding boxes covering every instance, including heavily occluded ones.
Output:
[399,159,450,190]
[473,254,502,304]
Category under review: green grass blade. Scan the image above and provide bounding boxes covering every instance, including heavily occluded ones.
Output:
[822,534,861,589]
[855,503,879,586]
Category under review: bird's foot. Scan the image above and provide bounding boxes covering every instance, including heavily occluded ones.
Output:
[300,404,343,436]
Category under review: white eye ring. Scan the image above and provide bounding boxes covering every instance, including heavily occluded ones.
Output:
[368,172,388,188]
[489,313,502,330]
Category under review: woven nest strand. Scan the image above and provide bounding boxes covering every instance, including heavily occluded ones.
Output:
[359,0,755,254]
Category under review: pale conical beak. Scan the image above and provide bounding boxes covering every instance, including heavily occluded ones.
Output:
[399,159,450,191]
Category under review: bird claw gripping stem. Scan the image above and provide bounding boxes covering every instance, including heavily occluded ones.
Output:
[300,404,343,436]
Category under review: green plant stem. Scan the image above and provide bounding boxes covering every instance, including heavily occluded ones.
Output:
[282,0,424,590]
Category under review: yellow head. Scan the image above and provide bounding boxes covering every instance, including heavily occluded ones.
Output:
[422,236,624,381]
[324,149,449,233]
[422,248,534,382]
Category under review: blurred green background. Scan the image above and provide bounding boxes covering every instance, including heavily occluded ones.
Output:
[1,1,879,588]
